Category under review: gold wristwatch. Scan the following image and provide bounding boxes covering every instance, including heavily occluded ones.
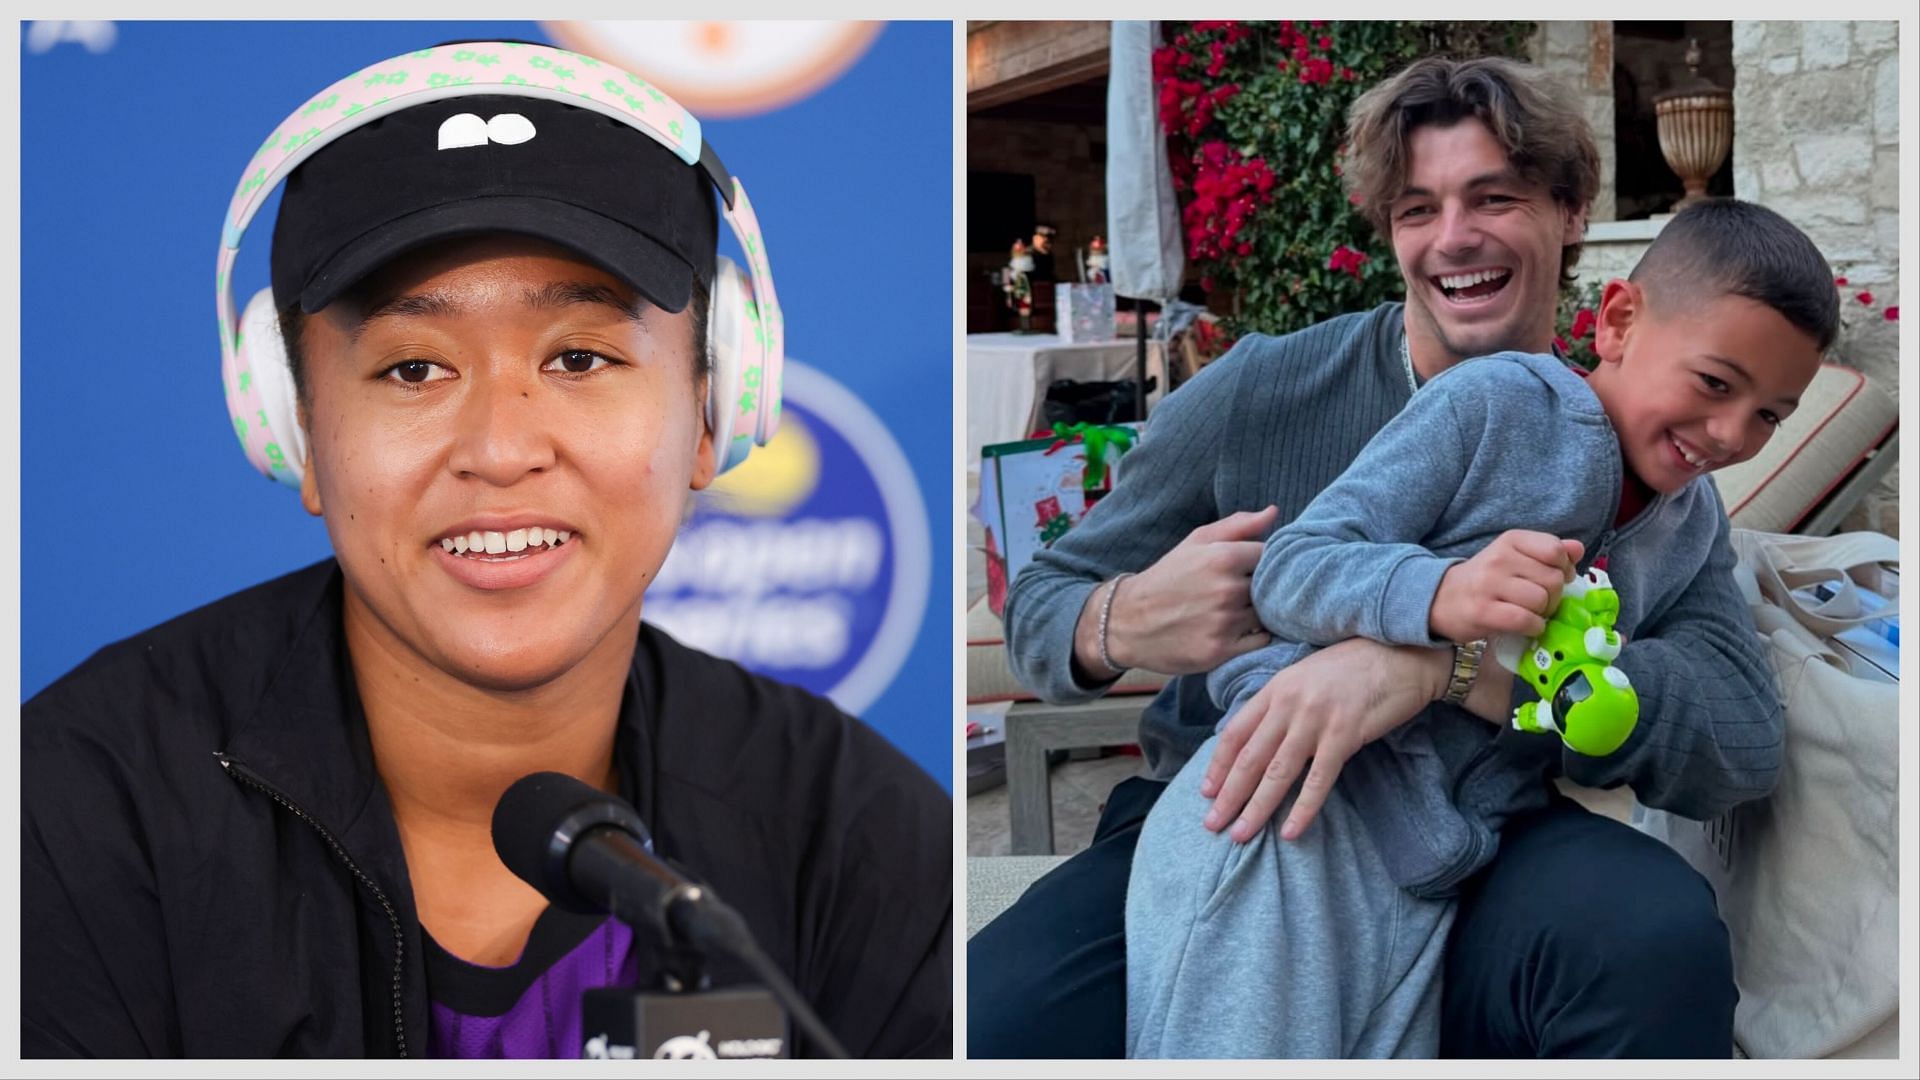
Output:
[1443,639,1487,706]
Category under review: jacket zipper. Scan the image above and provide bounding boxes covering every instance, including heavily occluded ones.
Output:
[216,753,409,1058]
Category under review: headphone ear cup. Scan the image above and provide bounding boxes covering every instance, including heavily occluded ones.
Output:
[227,288,307,488]
[706,256,756,475]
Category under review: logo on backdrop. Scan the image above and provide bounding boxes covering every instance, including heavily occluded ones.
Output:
[542,21,880,117]
[25,21,117,54]
[645,360,929,715]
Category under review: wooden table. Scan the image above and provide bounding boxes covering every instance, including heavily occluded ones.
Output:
[1003,697,1146,855]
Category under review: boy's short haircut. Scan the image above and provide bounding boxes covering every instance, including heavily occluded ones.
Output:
[1629,198,1840,351]
[1343,55,1600,284]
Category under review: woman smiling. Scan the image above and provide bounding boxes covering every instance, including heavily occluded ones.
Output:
[22,40,950,1060]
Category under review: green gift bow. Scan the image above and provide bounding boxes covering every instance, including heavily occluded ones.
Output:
[1045,422,1136,490]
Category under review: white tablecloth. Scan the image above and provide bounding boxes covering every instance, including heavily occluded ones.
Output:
[966,333,1165,467]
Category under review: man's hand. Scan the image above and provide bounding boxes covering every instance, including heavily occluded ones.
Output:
[1072,506,1279,679]
[1429,530,1584,644]
[1200,638,1450,842]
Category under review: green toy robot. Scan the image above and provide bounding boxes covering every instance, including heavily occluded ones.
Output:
[1491,565,1640,757]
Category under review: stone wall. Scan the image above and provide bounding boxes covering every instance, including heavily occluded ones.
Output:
[966,21,1109,107]
[967,117,1110,331]
[1572,220,1662,294]
[1732,20,1901,535]
[1529,21,1617,223]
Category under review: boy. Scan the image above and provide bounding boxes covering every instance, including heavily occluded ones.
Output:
[1126,198,1836,1058]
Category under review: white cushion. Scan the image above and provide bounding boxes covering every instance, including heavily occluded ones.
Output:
[1712,363,1896,533]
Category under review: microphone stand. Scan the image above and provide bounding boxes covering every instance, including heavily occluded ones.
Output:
[579,867,851,1060]
[494,774,851,1059]
[666,892,852,1060]
[657,938,711,995]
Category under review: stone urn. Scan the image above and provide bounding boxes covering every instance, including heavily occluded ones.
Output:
[1653,39,1733,211]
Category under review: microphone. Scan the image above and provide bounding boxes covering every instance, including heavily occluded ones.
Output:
[491,771,742,955]
[491,772,849,1059]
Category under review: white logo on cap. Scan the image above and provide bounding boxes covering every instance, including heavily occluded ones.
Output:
[437,113,538,151]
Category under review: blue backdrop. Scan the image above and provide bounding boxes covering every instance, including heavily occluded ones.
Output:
[20,21,952,788]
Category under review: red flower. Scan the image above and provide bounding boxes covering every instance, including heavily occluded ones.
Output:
[1569,307,1597,340]
[1341,67,1357,81]
[1834,276,1849,286]
[1206,41,1227,78]
[1554,335,1570,355]
[1317,35,1332,50]
[1327,244,1369,279]
[1886,306,1900,321]
[1180,143,1278,263]
[1856,291,1875,306]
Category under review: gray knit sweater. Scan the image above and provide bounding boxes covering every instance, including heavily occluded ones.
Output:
[1004,304,1782,837]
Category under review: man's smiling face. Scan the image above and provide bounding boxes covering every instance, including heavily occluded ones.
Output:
[1389,118,1585,368]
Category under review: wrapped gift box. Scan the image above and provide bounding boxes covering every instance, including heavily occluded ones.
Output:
[975,422,1141,618]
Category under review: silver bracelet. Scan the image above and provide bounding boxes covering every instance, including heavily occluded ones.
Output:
[1098,572,1135,676]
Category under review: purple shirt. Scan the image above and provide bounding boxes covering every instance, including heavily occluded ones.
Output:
[425,908,640,1058]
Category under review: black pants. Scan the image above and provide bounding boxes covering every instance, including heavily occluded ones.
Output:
[968,777,1735,1058]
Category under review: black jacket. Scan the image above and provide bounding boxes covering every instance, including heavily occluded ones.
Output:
[22,560,951,1058]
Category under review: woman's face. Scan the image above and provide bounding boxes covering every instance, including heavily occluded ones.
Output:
[297,235,714,691]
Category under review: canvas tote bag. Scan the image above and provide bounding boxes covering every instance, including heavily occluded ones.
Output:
[1636,529,1898,1059]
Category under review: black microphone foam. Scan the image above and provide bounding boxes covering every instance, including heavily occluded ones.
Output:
[492,771,652,913]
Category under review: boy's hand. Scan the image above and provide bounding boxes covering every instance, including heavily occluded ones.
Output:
[1199,638,1448,843]
[1430,530,1584,643]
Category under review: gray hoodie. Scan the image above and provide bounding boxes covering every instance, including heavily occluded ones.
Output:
[1005,304,1782,875]
[1206,349,1761,895]
[1124,348,1777,1058]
